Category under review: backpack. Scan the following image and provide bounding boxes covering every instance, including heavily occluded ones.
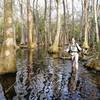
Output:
[69,43,80,53]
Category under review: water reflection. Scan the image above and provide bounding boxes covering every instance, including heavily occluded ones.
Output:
[68,67,78,92]
[0,83,6,100]
[0,73,16,99]
[12,49,100,100]
[44,57,54,99]
[0,50,16,74]
[14,49,31,100]
[14,49,48,100]
[29,56,54,100]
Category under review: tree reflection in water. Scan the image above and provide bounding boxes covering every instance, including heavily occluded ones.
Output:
[12,49,100,100]
[68,67,78,92]
[13,49,31,100]
[29,56,54,100]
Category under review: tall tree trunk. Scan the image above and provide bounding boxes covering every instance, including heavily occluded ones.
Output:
[27,0,36,48]
[19,0,25,45]
[72,0,74,37]
[93,0,99,43]
[83,0,89,48]
[44,0,48,47]
[80,0,84,41]
[49,0,61,53]
[33,0,37,45]
[62,0,66,46]
[48,0,52,45]
[0,0,16,74]
[12,0,16,46]
[66,0,69,43]
[35,0,40,46]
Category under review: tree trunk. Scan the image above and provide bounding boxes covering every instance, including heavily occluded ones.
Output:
[19,0,26,45]
[48,0,52,45]
[27,0,36,48]
[80,0,84,41]
[62,0,66,46]
[66,0,69,43]
[72,0,74,37]
[33,0,38,45]
[83,0,89,48]
[35,0,40,46]
[93,0,99,43]
[0,0,16,74]
[44,0,48,47]
[49,0,61,53]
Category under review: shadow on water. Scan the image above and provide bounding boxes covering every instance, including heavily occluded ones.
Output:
[0,48,100,100]
[0,73,16,100]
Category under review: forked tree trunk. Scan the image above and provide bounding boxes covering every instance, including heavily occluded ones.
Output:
[0,0,16,74]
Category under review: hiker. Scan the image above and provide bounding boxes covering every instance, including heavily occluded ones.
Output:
[65,37,82,72]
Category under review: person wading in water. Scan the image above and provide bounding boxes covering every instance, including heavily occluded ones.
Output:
[65,38,82,79]
[65,38,82,91]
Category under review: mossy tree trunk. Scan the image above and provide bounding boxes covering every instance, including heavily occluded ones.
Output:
[0,0,16,74]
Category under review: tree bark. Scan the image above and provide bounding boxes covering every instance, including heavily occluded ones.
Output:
[93,0,99,43]
[62,0,66,46]
[49,0,61,53]
[44,0,48,47]
[27,0,36,48]
[80,0,84,41]
[72,0,74,36]
[0,0,16,74]
[66,0,69,42]
[48,0,52,45]
[35,0,39,46]
[19,0,25,45]
[83,0,89,48]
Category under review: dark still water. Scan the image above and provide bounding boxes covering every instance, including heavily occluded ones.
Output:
[0,48,100,100]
